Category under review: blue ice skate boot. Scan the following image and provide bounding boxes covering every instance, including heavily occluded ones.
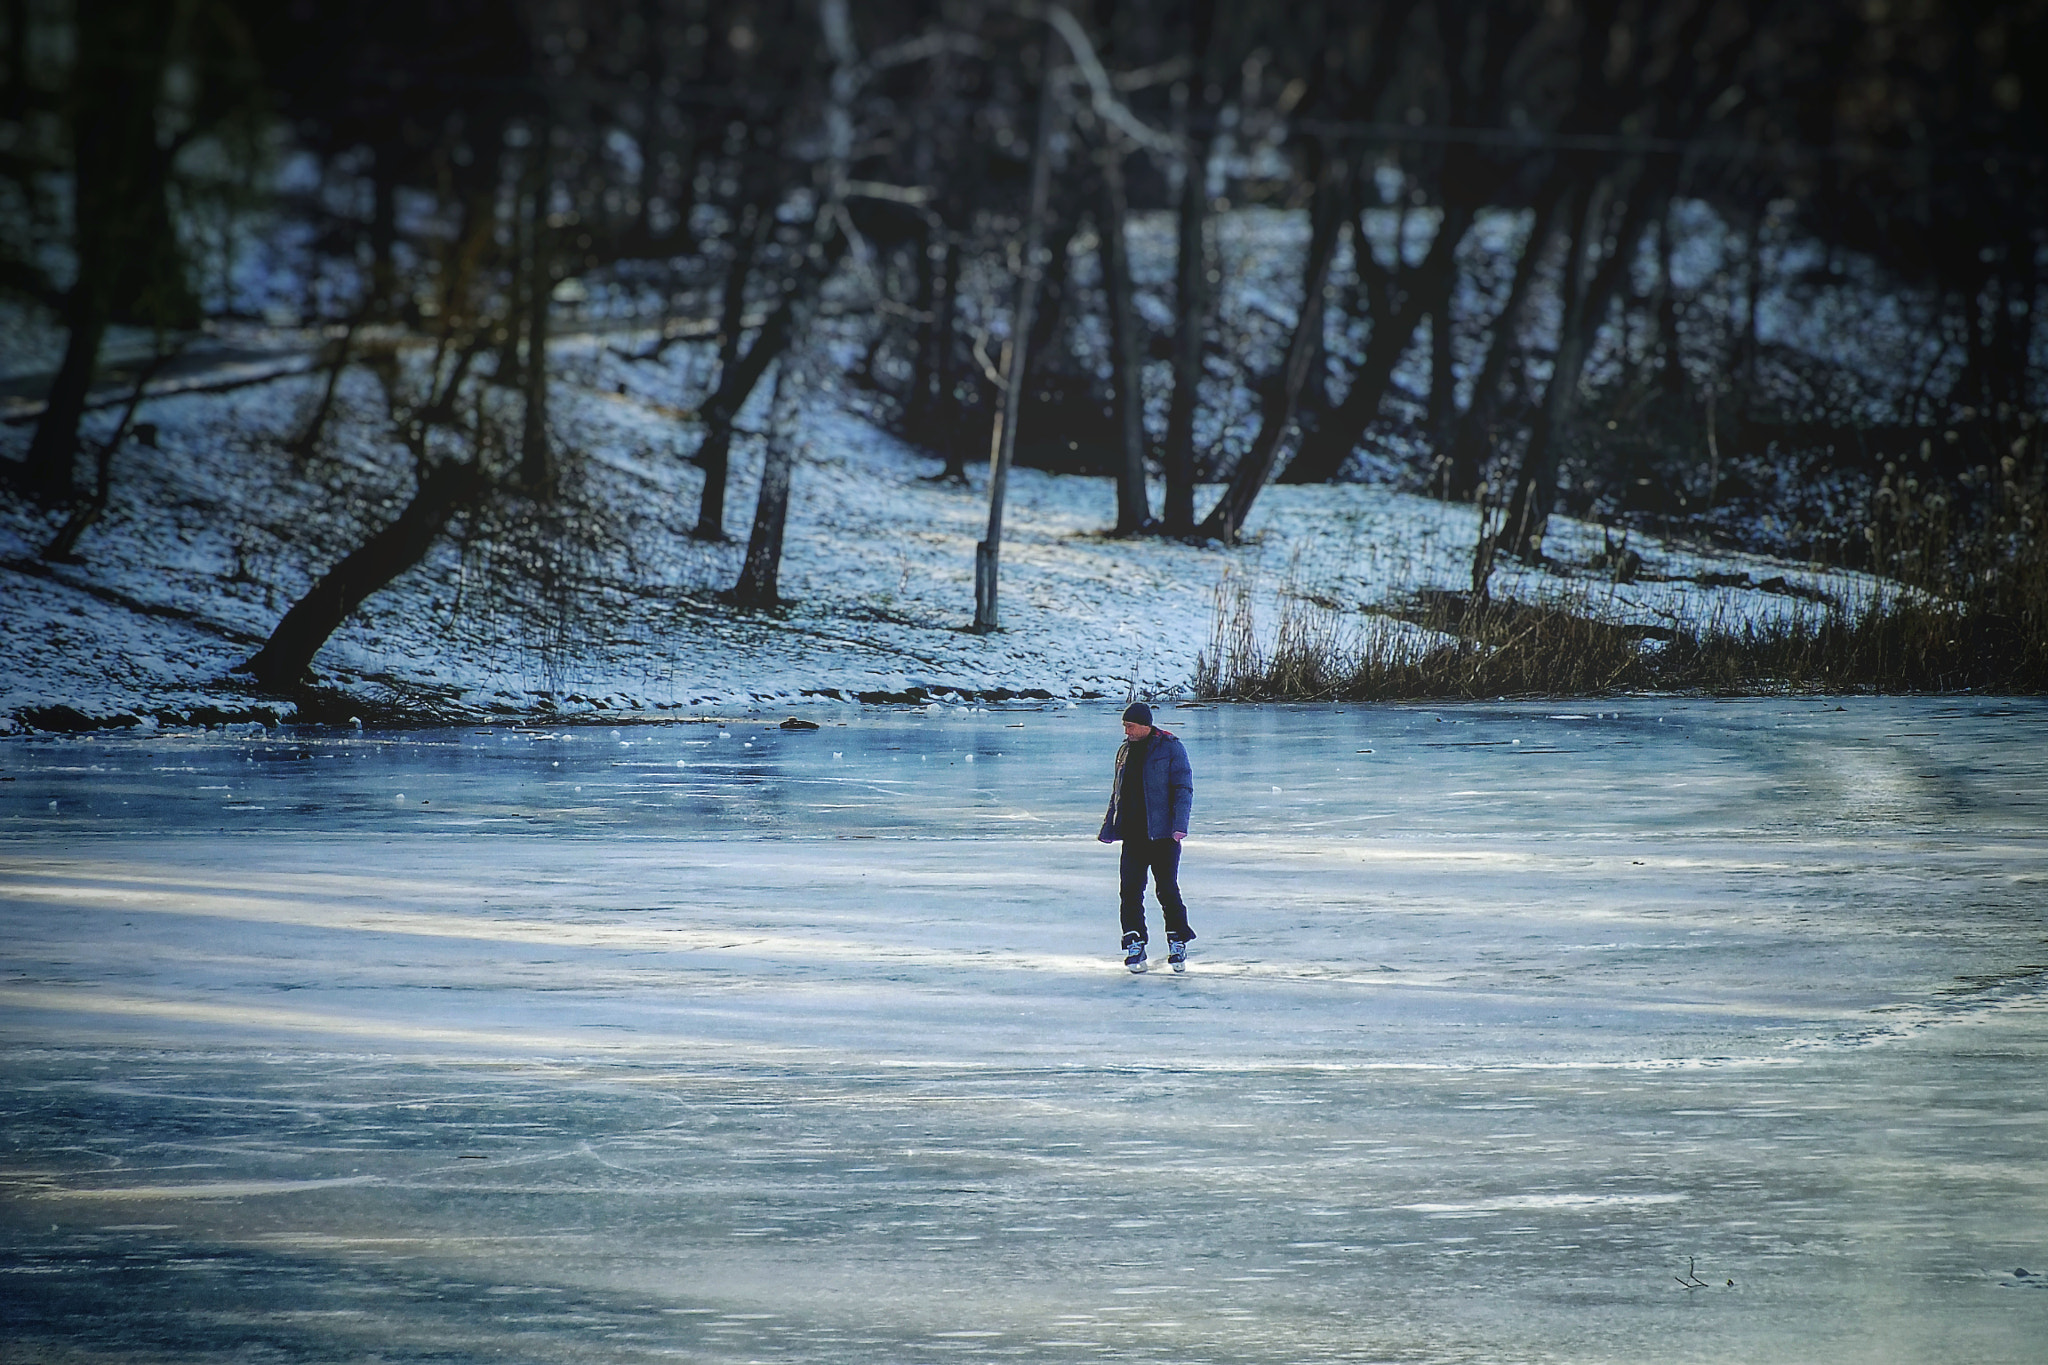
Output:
[1122,933,1147,973]
[1166,937,1188,972]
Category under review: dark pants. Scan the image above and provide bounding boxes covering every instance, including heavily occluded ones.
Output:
[1119,836,1194,943]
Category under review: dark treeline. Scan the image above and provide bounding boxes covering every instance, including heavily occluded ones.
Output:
[1,0,2042,689]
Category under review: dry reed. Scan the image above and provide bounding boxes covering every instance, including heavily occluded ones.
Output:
[1193,422,2047,700]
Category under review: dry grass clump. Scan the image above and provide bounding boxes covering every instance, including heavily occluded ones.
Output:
[1192,577,2042,701]
[1193,420,2048,700]
[1194,580,1659,700]
[1857,423,2048,689]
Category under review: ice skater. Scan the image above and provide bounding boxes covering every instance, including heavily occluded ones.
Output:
[1097,702,1195,972]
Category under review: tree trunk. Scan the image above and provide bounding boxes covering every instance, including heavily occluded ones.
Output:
[1197,143,1347,542]
[495,125,534,386]
[931,235,966,477]
[495,236,526,387]
[290,320,358,463]
[1656,199,1685,396]
[1426,304,1455,471]
[518,127,554,490]
[20,0,178,501]
[2003,226,2037,413]
[1443,178,1564,499]
[371,163,399,316]
[1023,210,1078,384]
[730,352,807,609]
[973,28,1062,632]
[659,125,701,254]
[21,315,106,500]
[1735,207,1763,402]
[906,219,942,432]
[1097,129,1151,533]
[1497,179,1593,558]
[691,226,848,538]
[727,0,857,610]
[906,40,961,474]
[694,201,764,541]
[1161,119,1214,534]
[1279,200,1475,484]
[1161,0,1220,533]
[631,0,668,250]
[1503,171,1669,558]
[237,458,486,691]
[42,344,171,564]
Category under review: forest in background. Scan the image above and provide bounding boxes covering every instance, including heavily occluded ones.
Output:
[1,0,2043,698]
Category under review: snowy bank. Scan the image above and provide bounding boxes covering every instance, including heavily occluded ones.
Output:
[0,345,1879,733]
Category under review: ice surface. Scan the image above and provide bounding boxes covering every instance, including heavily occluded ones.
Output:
[3,698,2046,1361]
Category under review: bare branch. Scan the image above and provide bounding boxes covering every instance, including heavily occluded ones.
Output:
[1042,5,1181,157]
[855,30,988,87]
[843,180,934,206]
[972,330,1010,392]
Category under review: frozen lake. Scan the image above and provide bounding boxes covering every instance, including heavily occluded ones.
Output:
[3,697,2045,1362]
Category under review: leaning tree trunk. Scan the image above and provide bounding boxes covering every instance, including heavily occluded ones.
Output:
[729,349,811,610]
[694,199,765,540]
[1496,180,1593,558]
[22,316,108,500]
[42,344,172,564]
[1443,177,1565,500]
[1503,171,1669,559]
[1097,127,1151,533]
[1279,199,1475,484]
[1197,142,1348,543]
[237,458,487,691]
[690,226,847,539]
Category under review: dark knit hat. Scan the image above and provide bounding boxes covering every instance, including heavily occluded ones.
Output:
[1122,702,1153,727]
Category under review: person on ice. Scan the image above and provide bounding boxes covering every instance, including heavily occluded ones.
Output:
[1097,701,1196,973]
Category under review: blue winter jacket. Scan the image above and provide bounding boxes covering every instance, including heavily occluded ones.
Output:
[1097,728,1194,842]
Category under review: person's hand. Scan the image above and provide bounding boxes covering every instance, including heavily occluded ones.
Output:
[1171,831,1186,842]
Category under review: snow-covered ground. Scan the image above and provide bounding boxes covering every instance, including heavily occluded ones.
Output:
[0,330,1878,731]
[5,189,1949,732]
[3,697,2045,1360]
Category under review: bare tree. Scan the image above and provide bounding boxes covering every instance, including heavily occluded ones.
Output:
[729,0,861,609]
[237,355,493,691]
[971,26,1064,632]
[1159,0,1221,535]
[1197,139,1348,542]
[1096,124,1152,533]
[18,0,194,502]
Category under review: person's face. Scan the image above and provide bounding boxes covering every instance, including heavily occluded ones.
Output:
[1123,721,1152,740]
